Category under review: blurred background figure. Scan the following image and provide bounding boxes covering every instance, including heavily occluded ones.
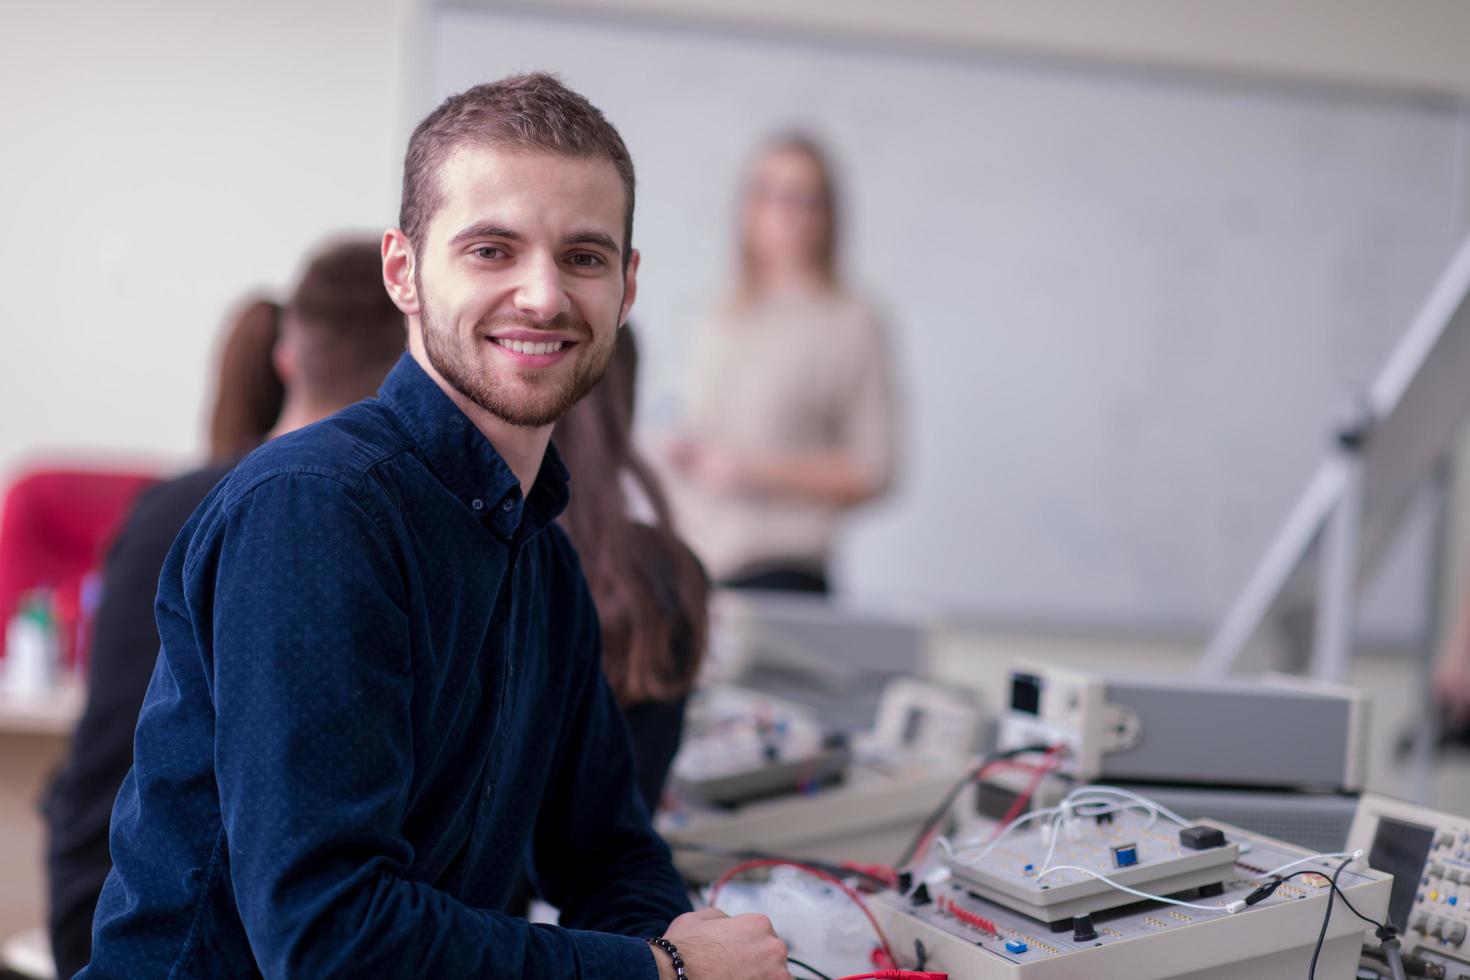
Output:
[1433,592,1470,728]
[40,239,404,980]
[553,325,708,812]
[206,299,287,463]
[664,135,896,595]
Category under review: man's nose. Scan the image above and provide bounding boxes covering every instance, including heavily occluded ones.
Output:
[512,254,571,322]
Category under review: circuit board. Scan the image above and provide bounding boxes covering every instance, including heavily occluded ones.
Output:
[941,811,1240,922]
[669,687,850,807]
[873,829,1391,978]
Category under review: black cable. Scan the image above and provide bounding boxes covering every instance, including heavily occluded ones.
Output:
[1248,868,1390,933]
[1248,864,1403,979]
[895,742,1055,868]
[1331,884,1389,932]
[786,955,833,980]
[1308,855,1355,980]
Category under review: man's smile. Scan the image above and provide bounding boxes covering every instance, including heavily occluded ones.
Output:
[488,332,577,365]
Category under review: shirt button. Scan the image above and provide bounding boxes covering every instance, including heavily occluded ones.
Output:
[501,498,515,512]
[471,499,484,511]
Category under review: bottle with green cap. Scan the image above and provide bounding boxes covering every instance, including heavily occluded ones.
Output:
[4,587,60,697]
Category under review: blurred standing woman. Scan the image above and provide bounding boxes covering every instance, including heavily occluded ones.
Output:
[553,327,707,812]
[665,134,896,594]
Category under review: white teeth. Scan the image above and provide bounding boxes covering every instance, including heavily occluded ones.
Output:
[496,338,565,355]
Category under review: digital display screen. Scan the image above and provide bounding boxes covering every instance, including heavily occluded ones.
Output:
[1368,817,1436,930]
[1010,673,1042,716]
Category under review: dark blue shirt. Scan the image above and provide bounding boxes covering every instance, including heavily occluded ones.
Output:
[83,354,690,978]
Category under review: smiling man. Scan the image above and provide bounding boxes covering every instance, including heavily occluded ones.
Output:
[83,75,790,980]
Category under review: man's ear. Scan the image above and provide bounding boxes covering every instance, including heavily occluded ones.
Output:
[619,248,640,327]
[382,228,421,316]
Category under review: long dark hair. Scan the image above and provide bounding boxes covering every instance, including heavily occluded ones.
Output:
[554,327,707,705]
[208,297,285,462]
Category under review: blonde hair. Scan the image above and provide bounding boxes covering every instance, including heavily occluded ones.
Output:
[734,132,841,308]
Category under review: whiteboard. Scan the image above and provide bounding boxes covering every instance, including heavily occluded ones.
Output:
[425,4,1470,638]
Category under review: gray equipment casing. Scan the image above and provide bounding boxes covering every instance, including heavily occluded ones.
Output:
[1001,663,1369,791]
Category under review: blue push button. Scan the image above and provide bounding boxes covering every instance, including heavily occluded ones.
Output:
[1112,844,1139,868]
[1452,897,1460,906]
[1004,940,1029,954]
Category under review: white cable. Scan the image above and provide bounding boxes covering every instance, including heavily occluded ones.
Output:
[1036,865,1245,915]
[953,785,1188,869]
[1063,785,1193,827]
[1247,851,1360,881]
[1038,813,1063,875]
[1069,785,1186,826]
[955,794,1167,866]
[965,807,1056,860]
[1063,793,1159,829]
[955,797,1155,877]
[952,805,1065,861]
[1039,786,1169,874]
[1036,801,1159,876]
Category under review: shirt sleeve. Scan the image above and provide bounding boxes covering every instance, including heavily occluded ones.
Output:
[43,482,184,972]
[529,547,694,938]
[200,472,661,979]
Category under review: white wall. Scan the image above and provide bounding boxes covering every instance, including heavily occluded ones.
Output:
[0,0,415,477]
[431,6,1469,638]
[5,0,1470,649]
[5,0,1468,477]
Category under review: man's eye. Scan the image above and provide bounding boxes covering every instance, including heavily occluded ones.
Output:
[569,252,604,268]
[473,246,504,260]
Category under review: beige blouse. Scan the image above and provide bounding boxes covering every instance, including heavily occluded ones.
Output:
[668,289,896,581]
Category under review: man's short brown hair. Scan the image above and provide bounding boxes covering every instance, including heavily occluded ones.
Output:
[286,239,406,404]
[399,72,636,265]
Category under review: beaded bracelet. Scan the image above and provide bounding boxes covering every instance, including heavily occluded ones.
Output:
[647,936,688,979]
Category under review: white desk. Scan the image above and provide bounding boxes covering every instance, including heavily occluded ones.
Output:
[0,681,80,946]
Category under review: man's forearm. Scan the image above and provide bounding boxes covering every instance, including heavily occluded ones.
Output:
[244,872,659,979]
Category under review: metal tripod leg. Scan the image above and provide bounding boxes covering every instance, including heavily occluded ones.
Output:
[1408,460,1453,803]
[1199,462,1345,678]
[1311,451,1365,683]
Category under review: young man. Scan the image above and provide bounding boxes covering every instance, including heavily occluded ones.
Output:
[83,76,790,979]
[46,239,405,979]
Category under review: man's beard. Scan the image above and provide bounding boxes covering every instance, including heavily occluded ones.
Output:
[418,288,615,429]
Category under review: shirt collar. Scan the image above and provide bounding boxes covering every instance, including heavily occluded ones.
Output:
[378,353,570,538]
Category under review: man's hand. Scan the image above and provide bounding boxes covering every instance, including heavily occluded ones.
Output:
[652,907,792,980]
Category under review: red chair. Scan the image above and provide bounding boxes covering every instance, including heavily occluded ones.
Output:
[0,467,157,671]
